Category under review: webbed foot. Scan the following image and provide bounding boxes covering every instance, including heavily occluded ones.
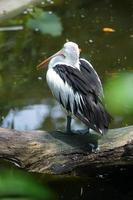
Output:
[66,128,90,135]
[88,143,100,153]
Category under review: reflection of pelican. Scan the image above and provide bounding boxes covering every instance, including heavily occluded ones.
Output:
[37,42,111,134]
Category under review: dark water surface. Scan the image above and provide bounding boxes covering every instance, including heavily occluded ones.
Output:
[0,0,133,131]
[0,0,133,199]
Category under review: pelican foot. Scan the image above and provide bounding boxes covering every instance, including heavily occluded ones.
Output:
[66,128,90,135]
[88,143,100,153]
[73,128,90,135]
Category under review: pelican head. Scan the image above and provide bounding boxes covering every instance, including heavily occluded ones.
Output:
[62,41,80,62]
[37,41,81,70]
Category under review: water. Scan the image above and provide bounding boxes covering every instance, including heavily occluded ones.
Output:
[0,0,133,199]
[0,0,133,131]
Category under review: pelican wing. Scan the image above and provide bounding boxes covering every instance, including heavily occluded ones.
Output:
[53,62,111,134]
[79,58,103,99]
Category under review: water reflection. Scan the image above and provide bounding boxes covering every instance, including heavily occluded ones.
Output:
[1,101,86,131]
[2,104,50,130]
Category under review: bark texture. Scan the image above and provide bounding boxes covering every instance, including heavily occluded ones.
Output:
[0,126,133,175]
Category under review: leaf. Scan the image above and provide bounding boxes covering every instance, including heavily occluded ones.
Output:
[0,170,54,200]
[104,73,133,115]
[102,27,115,32]
[27,8,63,36]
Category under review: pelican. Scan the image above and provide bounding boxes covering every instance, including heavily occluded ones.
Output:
[37,41,111,134]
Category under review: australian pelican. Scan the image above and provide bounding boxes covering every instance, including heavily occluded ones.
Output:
[37,42,111,134]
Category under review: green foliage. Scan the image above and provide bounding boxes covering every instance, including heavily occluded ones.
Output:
[105,73,133,115]
[26,8,63,36]
[0,170,54,199]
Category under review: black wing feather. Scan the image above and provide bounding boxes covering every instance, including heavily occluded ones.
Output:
[80,58,103,98]
[53,59,111,134]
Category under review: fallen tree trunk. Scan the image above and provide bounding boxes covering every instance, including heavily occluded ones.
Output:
[0,126,133,175]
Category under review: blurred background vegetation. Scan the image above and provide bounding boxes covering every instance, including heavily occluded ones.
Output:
[0,167,54,200]
[0,0,133,199]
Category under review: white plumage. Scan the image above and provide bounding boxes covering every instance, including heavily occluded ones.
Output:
[46,67,83,114]
[37,41,111,134]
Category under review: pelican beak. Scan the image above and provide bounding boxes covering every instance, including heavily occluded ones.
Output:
[37,50,64,70]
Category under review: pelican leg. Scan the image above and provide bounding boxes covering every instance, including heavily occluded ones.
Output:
[66,116,90,135]
[66,115,72,134]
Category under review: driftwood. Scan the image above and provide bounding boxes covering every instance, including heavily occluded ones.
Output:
[0,126,133,175]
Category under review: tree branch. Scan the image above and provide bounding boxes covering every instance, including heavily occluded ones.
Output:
[0,126,133,175]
